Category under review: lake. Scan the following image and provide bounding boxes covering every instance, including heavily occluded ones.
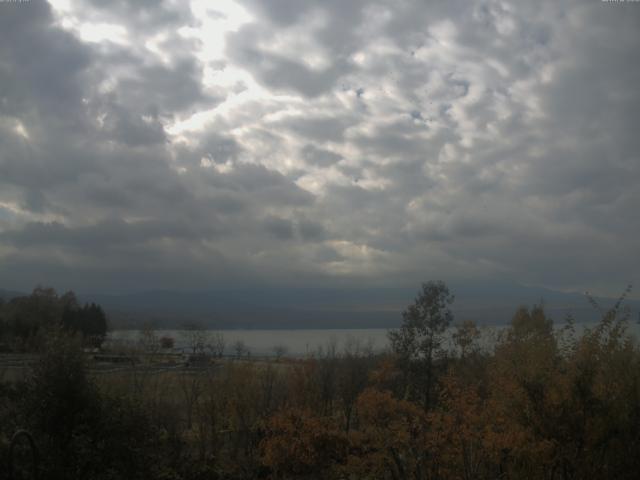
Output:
[108,328,392,356]
[108,320,640,357]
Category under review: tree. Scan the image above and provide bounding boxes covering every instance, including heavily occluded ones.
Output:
[179,370,203,430]
[211,331,225,358]
[337,336,373,432]
[23,328,172,479]
[426,375,488,480]
[24,330,100,477]
[61,300,108,348]
[509,305,553,342]
[0,287,107,350]
[138,321,160,354]
[233,340,248,359]
[348,388,429,479]
[261,408,347,479]
[181,322,211,355]
[82,303,107,346]
[160,335,175,349]
[485,305,561,478]
[272,344,288,361]
[452,320,481,359]
[6,287,61,348]
[388,280,454,410]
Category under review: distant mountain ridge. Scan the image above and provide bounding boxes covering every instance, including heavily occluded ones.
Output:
[2,284,638,329]
[80,283,639,329]
[0,289,24,301]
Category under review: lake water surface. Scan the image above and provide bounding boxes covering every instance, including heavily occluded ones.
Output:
[108,328,391,356]
[108,321,640,357]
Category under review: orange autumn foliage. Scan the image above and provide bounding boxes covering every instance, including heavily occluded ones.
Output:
[259,300,640,480]
[347,388,429,479]
[260,408,347,479]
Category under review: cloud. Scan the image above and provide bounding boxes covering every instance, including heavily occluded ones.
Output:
[0,0,638,297]
[83,0,194,29]
[226,23,351,98]
[301,144,342,167]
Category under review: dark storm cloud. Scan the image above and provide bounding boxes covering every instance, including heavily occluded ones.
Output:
[0,0,638,296]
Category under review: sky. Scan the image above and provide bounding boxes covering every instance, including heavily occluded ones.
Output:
[0,0,639,297]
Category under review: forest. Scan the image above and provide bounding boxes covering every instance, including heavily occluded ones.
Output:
[0,282,639,479]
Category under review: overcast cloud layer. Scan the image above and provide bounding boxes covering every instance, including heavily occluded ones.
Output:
[0,0,638,296]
